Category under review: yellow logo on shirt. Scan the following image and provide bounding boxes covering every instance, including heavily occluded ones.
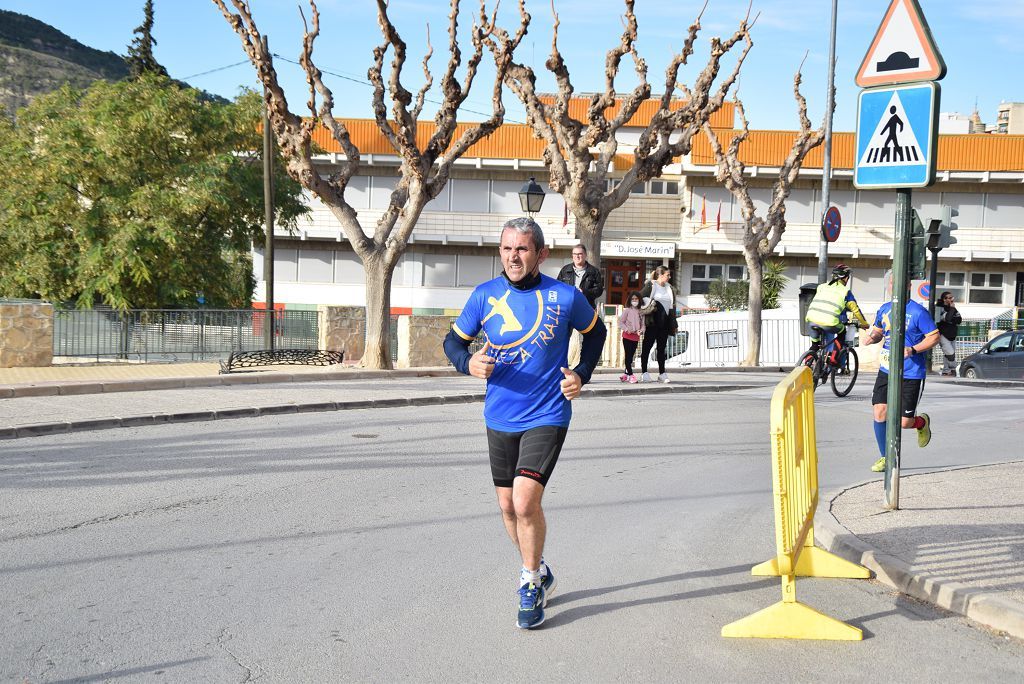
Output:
[482,290,523,336]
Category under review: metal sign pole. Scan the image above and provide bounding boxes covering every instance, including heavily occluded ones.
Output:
[262,33,276,351]
[817,0,839,284]
[884,188,912,509]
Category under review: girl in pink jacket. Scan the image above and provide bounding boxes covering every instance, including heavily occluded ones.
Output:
[618,291,645,383]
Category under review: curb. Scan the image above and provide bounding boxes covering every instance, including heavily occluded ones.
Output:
[815,478,1024,641]
[0,366,790,399]
[0,367,466,399]
[0,382,757,440]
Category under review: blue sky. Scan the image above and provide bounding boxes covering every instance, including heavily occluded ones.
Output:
[2,1,1020,132]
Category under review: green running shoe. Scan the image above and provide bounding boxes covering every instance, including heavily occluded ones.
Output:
[871,457,886,472]
[917,413,931,448]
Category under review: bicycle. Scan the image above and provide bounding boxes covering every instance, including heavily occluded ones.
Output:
[797,322,860,397]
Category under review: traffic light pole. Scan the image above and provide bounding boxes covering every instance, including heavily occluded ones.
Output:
[885,188,913,510]
[926,245,941,370]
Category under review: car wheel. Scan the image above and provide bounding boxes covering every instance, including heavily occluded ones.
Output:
[963,366,979,379]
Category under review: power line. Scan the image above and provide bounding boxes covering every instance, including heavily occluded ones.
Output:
[181,60,251,80]
[271,53,524,124]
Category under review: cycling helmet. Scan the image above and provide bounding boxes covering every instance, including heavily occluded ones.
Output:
[832,264,851,280]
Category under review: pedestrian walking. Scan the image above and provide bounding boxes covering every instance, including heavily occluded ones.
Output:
[638,266,677,383]
[862,284,941,472]
[935,291,962,376]
[557,244,604,368]
[618,291,644,383]
[442,217,607,629]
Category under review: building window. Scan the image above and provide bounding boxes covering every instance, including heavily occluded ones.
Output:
[606,178,622,192]
[690,263,747,295]
[456,255,494,287]
[422,254,457,287]
[650,180,679,195]
[630,181,646,195]
[706,329,738,349]
[936,272,965,303]
[968,272,1004,304]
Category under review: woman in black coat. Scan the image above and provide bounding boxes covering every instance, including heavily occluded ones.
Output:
[638,266,677,383]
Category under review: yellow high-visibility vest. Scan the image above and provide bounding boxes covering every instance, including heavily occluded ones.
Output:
[806,281,849,327]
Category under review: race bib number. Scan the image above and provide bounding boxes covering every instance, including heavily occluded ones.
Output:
[879,346,890,369]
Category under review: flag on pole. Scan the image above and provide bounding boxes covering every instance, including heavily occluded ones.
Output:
[701,194,707,225]
[716,201,722,231]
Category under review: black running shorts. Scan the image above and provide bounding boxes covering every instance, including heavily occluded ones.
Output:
[486,425,568,488]
[871,372,923,418]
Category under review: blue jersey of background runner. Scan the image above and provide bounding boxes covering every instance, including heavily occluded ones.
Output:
[453,274,598,431]
[873,300,937,380]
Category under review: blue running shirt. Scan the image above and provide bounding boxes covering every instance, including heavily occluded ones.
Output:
[873,299,938,380]
[453,274,599,431]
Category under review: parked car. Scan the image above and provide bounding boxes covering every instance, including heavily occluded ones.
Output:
[958,329,1024,381]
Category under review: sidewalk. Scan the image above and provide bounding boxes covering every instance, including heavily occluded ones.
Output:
[816,463,1024,640]
[2,360,1023,640]
[0,363,772,437]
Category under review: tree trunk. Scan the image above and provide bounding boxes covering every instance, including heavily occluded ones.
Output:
[573,210,608,269]
[744,254,764,367]
[362,253,395,370]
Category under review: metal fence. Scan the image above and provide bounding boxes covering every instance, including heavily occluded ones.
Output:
[53,309,320,362]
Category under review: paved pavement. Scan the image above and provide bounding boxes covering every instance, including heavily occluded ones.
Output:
[1,361,1022,641]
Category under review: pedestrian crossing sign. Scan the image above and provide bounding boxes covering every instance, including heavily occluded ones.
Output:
[854,82,939,189]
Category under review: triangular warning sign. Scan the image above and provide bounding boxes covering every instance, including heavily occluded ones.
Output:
[858,91,925,167]
[856,0,945,87]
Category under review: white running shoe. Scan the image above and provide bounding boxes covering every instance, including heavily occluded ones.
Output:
[641,372,652,383]
[658,373,670,383]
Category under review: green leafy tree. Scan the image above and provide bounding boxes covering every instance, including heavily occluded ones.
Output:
[126,0,168,79]
[760,260,789,309]
[0,74,307,309]
[705,278,750,311]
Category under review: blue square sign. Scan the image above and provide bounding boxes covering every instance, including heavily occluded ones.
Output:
[854,82,940,189]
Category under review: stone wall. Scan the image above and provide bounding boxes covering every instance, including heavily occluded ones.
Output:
[0,300,54,368]
[397,315,450,369]
[318,305,365,363]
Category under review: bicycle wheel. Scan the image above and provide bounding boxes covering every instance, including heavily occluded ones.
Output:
[831,348,859,397]
[796,351,819,388]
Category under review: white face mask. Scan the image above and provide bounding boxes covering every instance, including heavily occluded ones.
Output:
[631,299,640,308]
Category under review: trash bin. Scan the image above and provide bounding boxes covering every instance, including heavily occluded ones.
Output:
[798,282,821,337]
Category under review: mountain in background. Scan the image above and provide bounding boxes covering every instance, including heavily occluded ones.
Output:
[0,9,225,116]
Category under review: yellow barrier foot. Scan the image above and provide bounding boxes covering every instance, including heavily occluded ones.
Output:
[751,546,871,579]
[721,600,863,640]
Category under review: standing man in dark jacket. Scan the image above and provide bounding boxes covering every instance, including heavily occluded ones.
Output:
[935,291,962,376]
[557,244,604,367]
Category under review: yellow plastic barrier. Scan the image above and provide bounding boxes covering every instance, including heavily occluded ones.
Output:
[722,366,870,640]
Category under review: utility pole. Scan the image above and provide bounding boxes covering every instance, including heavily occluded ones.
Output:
[883,189,912,509]
[817,0,838,284]
[262,35,276,350]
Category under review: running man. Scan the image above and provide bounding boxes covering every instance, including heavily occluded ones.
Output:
[443,216,607,629]
[862,283,940,472]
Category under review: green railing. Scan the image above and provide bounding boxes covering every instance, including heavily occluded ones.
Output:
[53,308,320,362]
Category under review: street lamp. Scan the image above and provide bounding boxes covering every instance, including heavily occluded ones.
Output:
[518,177,546,215]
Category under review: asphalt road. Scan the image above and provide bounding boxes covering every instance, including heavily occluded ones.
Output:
[2,379,1022,681]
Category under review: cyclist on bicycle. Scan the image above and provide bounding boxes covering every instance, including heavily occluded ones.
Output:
[805,264,869,365]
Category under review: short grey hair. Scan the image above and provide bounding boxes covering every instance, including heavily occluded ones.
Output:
[501,216,545,252]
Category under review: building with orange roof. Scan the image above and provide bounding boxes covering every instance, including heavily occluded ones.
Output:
[256,97,1024,320]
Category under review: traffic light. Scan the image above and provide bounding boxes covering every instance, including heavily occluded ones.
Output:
[926,218,941,250]
[939,205,959,249]
[910,210,927,279]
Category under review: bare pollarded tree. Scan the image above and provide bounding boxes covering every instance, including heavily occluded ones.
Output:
[702,66,831,366]
[484,0,753,264]
[211,0,526,368]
